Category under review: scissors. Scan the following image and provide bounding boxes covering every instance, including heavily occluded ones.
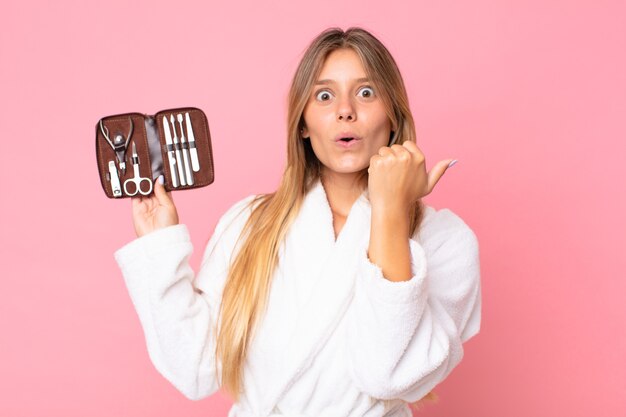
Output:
[123,142,153,196]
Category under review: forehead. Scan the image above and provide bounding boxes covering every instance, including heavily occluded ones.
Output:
[317,48,368,81]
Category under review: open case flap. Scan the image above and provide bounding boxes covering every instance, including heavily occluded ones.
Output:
[145,116,164,180]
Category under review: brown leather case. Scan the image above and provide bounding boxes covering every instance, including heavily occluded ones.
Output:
[95,107,214,198]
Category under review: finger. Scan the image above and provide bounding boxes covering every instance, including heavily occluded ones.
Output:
[389,144,413,161]
[131,195,144,210]
[153,179,173,206]
[377,146,393,157]
[401,140,424,158]
[131,196,147,218]
[426,159,456,194]
[369,153,381,166]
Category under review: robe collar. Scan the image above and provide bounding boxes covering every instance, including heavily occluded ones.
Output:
[305,177,370,244]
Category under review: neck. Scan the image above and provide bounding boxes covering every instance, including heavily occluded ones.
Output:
[320,168,367,217]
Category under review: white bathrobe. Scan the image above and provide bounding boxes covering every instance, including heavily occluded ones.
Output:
[114,178,481,417]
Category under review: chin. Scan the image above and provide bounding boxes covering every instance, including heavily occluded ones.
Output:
[329,164,369,175]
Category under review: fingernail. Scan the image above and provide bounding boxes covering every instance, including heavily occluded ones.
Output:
[448,159,458,168]
[158,175,164,184]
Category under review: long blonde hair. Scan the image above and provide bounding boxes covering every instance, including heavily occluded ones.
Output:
[215,26,434,407]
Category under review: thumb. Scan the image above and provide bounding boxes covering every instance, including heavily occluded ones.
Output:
[153,176,174,206]
[427,159,457,194]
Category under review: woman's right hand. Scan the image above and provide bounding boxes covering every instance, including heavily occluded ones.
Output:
[132,176,179,238]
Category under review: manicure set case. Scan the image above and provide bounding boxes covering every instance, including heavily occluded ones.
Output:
[96,107,214,198]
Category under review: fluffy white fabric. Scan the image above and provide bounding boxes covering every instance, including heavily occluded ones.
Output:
[114,178,481,417]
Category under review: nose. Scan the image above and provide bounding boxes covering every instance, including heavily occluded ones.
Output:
[336,96,356,122]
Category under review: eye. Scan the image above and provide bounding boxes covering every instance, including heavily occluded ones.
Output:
[315,90,333,101]
[357,86,375,98]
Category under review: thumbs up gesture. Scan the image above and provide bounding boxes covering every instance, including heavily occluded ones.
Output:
[367,141,456,213]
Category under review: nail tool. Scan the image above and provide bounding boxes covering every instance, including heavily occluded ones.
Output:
[184,112,200,172]
[123,142,153,196]
[162,116,179,187]
[99,117,133,175]
[170,114,187,186]
[177,114,194,185]
[108,160,122,197]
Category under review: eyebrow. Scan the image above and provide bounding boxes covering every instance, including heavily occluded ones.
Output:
[314,77,370,85]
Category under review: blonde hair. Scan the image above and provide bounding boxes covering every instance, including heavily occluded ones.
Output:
[215,27,433,407]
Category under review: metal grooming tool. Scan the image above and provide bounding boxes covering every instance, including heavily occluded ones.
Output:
[170,114,187,186]
[184,112,200,172]
[162,116,179,187]
[107,160,122,197]
[177,114,194,185]
[99,117,133,175]
[123,142,153,196]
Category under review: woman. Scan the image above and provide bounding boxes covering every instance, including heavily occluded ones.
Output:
[116,27,481,416]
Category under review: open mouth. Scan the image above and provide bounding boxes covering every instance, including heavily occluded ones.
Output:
[336,136,361,147]
[335,133,362,145]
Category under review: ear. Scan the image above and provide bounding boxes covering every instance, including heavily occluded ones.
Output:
[301,125,310,139]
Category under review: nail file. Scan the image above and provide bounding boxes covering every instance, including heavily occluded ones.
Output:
[177,114,194,185]
[108,161,122,197]
[170,114,187,186]
[162,116,179,187]
[185,112,200,172]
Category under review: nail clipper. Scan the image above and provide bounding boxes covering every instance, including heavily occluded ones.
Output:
[99,117,133,175]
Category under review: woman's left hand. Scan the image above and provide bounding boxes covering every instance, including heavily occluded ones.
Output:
[367,141,455,213]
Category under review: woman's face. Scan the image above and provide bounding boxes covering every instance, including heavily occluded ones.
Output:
[302,48,391,178]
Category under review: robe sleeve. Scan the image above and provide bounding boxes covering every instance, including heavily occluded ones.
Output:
[345,211,481,402]
[113,195,257,400]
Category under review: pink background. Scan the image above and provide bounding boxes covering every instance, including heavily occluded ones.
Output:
[1,0,624,415]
